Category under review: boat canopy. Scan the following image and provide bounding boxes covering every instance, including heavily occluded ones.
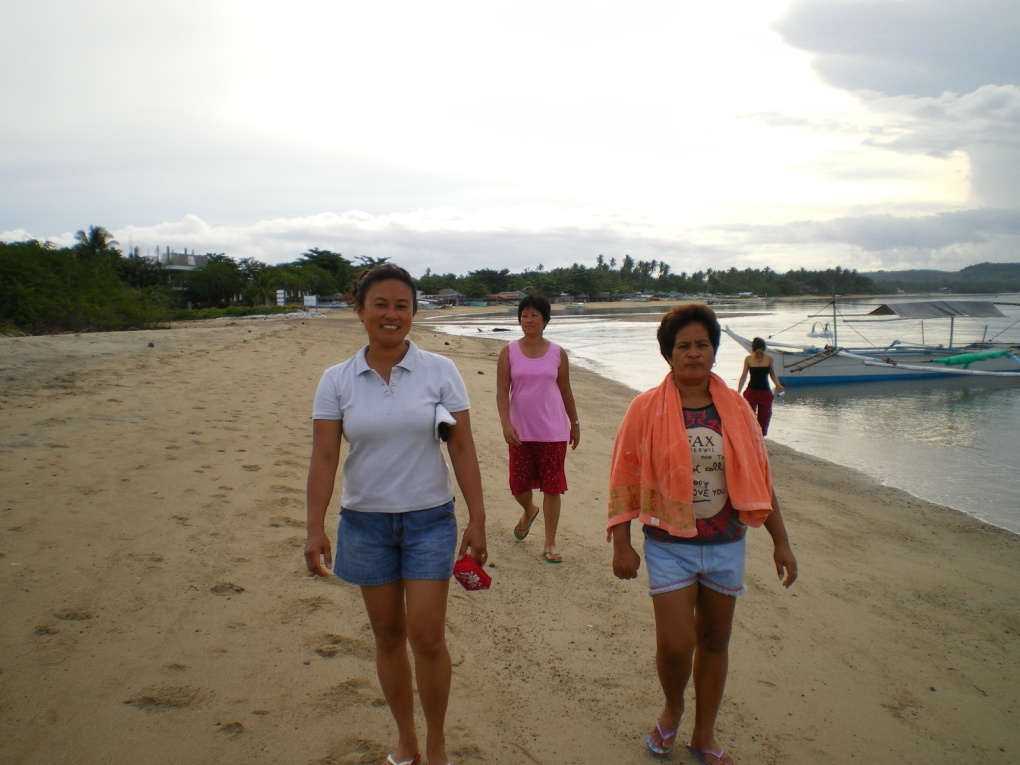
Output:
[867,301,1005,320]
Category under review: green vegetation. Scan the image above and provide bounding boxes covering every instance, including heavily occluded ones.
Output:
[0,235,362,335]
[4,225,1015,336]
[864,262,1020,293]
[1,235,164,335]
[418,261,873,300]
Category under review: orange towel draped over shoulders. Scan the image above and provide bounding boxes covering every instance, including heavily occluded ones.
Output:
[607,372,773,540]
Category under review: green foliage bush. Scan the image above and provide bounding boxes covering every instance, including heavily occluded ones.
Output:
[1,240,162,334]
[7,230,1014,337]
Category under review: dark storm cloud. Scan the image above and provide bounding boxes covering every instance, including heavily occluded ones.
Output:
[773,0,1020,98]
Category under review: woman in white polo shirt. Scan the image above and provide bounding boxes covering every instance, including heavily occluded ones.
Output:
[305,263,487,765]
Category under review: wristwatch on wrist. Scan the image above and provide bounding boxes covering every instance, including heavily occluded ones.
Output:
[572,419,580,426]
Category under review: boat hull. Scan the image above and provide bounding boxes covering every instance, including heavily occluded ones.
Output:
[725,328,1020,386]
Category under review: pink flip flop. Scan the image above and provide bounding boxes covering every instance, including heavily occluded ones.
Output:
[687,746,735,765]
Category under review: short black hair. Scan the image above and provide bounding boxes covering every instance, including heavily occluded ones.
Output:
[656,304,721,362]
[517,292,551,324]
[349,263,417,311]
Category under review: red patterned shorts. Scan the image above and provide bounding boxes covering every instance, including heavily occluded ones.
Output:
[508,441,568,496]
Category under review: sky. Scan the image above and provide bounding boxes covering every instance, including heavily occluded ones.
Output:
[2,0,1018,277]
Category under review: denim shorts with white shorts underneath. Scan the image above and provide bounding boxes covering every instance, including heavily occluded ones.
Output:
[334,500,457,586]
[643,534,747,597]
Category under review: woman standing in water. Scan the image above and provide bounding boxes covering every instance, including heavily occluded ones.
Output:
[496,293,580,563]
[305,263,487,765]
[736,337,784,436]
[609,305,797,765]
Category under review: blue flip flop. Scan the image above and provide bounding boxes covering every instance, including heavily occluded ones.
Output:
[646,720,678,756]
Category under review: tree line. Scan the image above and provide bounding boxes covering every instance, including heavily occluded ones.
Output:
[419,258,873,302]
[4,226,878,334]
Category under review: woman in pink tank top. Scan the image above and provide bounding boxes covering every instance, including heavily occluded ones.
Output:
[496,293,580,563]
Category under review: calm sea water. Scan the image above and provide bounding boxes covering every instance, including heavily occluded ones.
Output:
[424,294,1020,534]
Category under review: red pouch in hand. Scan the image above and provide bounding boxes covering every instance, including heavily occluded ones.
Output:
[452,555,491,591]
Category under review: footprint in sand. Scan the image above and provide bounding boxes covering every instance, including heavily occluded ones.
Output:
[318,738,389,765]
[53,607,96,621]
[126,552,165,569]
[313,633,374,661]
[280,594,334,624]
[210,582,245,595]
[269,536,305,558]
[269,516,304,528]
[216,721,245,737]
[317,678,381,713]
[123,684,204,711]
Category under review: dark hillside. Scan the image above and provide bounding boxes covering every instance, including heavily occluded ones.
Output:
[863,263,1020,293]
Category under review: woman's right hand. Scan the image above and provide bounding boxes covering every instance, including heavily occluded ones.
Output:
[502,423,521,446]
[304,529,333,577]
[612,543,641,580]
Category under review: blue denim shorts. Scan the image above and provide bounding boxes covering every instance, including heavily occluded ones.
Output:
[334,500,458,586]
[643,534,746,597]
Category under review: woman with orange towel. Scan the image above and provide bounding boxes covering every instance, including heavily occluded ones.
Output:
[607,304,797,765]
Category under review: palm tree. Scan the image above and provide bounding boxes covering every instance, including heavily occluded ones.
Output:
[74,225,120,264]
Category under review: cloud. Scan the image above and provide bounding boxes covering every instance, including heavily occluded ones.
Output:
[773,0,1020,97]
[774,1,1020,206]
[7,205,1015,278]
[858,86,1020,206]
[860,86,1020,157]
[718,207,1020,253]
[3,1,1018,278]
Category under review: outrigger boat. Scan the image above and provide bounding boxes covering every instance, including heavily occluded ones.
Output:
[725,300,1020,386]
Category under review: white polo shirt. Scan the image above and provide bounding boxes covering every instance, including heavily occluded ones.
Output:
[312,341,470,513]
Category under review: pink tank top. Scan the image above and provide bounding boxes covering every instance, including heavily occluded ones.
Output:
[508,340,569,442]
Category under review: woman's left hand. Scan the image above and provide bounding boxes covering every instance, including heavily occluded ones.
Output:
[774,541,798,588]
[458,519,488,566]
[569,423,580,449]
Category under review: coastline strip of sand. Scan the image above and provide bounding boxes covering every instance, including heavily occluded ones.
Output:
[1,311,1017,765]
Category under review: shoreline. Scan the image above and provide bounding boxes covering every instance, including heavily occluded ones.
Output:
[424,304,1020,537]
[1,312,1017,764]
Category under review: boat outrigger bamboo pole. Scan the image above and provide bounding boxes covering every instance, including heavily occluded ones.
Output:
[831,293,838,348]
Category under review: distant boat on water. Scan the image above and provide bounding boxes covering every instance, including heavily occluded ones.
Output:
[725,300,1020,386]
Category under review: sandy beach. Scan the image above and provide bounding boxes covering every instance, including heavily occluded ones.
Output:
[1,309,1017,765]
